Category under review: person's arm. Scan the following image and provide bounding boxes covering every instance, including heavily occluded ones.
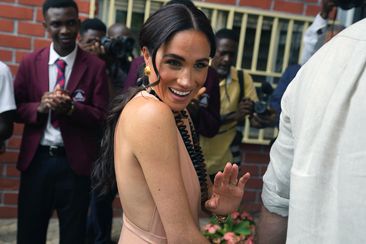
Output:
[258,81,295,243]
[300,0,335,64]
[257,206,287,244]
[0,111,14,141]
[196,67,221,137]
[124,97,209,243]
[14,58,47,125]
[0,62,16,141]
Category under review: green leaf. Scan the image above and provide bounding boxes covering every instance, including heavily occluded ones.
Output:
[232,221,252,236]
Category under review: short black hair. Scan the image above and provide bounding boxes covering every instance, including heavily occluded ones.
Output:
[215,28,238,43]
[42,0,78,17]
[80,18,107,35]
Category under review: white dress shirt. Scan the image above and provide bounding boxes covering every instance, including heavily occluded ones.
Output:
[40,43,77,146]
[300,13,328,64]
[0,61,16,114]
[262,18,366,243]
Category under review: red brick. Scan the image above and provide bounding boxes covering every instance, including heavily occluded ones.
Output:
[0,19,14,32]
[242,143,270,152]
[240,165,259,176]
[7,136,21,149]
[19,0,44,6]
[0,34,31,49]
[18,21,46,37]
[240,0,272,10]
[3,192,18,205]
[76,0,90,14]
[36,7,44,22]
[16,50,31,63]
[8,64,18,76]
[206,0,236,5]
[0,5,33,20]
[0,152,18,164]
[13,124,24,136]
[245,153,269,164]
[5,165,20,177]
[34,38,51,50]
[305,5,321,16]
[1,0,16,2]
[241,203,261,213]
[0,178,19,190]
[0,49,13,62]
[0,206,17,218]
[274,1,304,14]
[246,178,263,190]
[258,165,269,176]
[242,191,257,202]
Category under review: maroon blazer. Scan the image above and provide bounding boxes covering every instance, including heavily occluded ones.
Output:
[14,47,109,176]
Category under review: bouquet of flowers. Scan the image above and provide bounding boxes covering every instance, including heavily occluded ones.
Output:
[202,210,255,244]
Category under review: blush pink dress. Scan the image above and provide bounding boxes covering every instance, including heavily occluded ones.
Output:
[118,92,201,243]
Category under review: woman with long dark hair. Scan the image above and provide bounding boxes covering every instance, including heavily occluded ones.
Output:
[93,3,250,243]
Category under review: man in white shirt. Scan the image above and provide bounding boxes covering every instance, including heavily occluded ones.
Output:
[257,18,366,244]
[0,61,16,152]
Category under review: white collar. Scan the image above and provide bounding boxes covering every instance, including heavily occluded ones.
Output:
[48,42,78,66]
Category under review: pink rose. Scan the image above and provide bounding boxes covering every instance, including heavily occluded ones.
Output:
[203,224,221,234]
[231,211,240,220]
[223,232,240,244]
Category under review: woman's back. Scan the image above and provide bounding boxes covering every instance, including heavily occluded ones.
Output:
[114,91,201,243]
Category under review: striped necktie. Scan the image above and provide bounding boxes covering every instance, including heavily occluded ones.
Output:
[51,59,67,128]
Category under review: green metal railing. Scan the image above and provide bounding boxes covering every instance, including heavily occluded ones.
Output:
[90,0,315,144]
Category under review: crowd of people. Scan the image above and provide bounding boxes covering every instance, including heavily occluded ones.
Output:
[1,0,366,243]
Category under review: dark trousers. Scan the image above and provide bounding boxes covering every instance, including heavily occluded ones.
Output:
[87,187,117,244]
[17,146,90,244]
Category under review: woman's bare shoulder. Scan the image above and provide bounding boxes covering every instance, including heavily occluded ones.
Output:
[117,93,176,143]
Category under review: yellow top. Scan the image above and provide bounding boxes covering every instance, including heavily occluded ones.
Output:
[200,67,258,175]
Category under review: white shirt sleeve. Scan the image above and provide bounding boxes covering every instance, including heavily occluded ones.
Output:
[261,81,295,217]
[0,62,16,113]
[300,13,328,65]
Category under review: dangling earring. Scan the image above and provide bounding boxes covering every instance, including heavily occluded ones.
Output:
[144,66,151,76]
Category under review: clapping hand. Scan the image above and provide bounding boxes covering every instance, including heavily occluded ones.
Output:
[205,163,250,216]
[51,84,73,115]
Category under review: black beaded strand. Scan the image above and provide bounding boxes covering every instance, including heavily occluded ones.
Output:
[148,89,209,209]
[174,110,209,209]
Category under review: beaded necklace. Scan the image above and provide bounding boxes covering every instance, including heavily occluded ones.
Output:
[148,89,209,209]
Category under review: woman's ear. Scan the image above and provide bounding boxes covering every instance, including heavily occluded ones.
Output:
[141,47,150,67]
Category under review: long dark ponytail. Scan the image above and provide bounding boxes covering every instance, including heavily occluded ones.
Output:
[92,3,216,196]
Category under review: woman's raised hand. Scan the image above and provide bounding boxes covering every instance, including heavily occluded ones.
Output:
[205,163,250,216]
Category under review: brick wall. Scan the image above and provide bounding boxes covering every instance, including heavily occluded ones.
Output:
[0,0,321,218]
[0,0,90,218]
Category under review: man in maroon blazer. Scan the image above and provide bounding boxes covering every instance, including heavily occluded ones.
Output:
[13,0,109,243]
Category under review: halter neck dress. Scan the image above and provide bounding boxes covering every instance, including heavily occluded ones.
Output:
[118,91,201,243]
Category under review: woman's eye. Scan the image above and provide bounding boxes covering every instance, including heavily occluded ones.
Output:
[194,62,208,69]
[166,59,181,68]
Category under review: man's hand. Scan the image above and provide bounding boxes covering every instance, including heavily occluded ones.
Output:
[52,85,73,115]
[236,98,254,122]
[37,92,57,113]
[249,108,276,128]
[79,38,105,57]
